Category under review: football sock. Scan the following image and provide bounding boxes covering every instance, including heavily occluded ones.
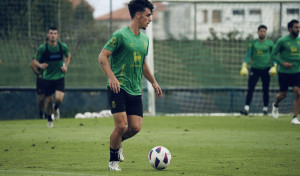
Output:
[46,114,52,122]
[109,148,119,162]
[122,136,128,142]
[54,103,60,111]
[292,116,297,119]
[263,107,268,112]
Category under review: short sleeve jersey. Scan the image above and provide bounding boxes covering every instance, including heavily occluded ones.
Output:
[244,39,274,69]
[104,26,149,95]
[271,35,300,73]
[35,42,69,80]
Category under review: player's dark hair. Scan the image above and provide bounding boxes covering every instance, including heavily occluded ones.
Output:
[258,25,267,30]
[48,26,58,32]
[287,19,299,29]
[128,0,154,19]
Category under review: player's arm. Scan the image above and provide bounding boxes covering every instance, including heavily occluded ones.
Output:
[98,48,120,93]
[30,58,40,75]
[34,46,48,69]
[61,53,71,73]
[271,40,292,69]
[240,42,252,76]
[143,58,162,97]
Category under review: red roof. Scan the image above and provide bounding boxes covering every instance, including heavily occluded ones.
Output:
[95,2,165,21]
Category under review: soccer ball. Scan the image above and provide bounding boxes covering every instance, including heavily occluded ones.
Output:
[148,146,171,170]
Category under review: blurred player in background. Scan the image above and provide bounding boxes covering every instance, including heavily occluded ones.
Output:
[271,19,300,125]
[31,56,45,119]
[240,25,275,116]
[34,26,71,128]
[98,0,162,171]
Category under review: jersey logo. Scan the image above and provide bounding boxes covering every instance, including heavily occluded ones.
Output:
[108,37,117,47]
[130,43,134,47]
[133,52,142,62]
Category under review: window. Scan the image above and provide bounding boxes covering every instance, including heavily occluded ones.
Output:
[287,8,299,14]
[233,9,245,15]
[232,9,244,22]
[249,9,261,22]
[203,10,208,23]
[212,10,221,23]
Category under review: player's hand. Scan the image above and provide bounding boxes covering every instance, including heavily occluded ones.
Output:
[61,66,68,73]
[109,77,120,93]
[240,62,248,76]
[39,63,48,69]
[282,62,292,69]
[152,82,162,98]
[269,64,277,76]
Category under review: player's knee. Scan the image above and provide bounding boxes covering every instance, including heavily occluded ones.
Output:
[116,124,128,135]
[130,125,141,134]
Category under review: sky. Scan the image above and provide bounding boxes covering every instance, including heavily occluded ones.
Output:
[86,0,130,18]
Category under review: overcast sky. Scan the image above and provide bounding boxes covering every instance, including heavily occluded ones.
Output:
[86,0,130,18]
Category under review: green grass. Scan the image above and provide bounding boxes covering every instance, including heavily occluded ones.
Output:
[1,115,300,176]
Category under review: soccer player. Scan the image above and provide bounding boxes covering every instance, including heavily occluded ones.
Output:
[240,25,275,116]
[34,26,71,128]
[30,57,45,119]
[271,19,300,125]
[98,0,162,171]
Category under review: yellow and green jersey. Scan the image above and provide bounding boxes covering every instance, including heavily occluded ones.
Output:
[104,26,149,95]
[271,35,300,73]
[35,42,69,80]
[244,39,274,69]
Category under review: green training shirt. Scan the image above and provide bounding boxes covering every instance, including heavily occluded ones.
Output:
[35,42,69,80]
[244,39,274,69]
[104,26,149,95]
[271,35,300,73]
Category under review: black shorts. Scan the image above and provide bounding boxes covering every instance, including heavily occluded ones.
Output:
[43,78,65,97]
[278,72,300,92]
[36,77,45,95]
[107,88,143,117]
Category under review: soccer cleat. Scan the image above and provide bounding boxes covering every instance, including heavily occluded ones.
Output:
[47,122,53,128]
[240,110,249,116]
[291,118,300,125]
[54,108,60,120]
[272,103,279,119]
[118,144,125,162]
[263,110,268,116]
[108,161,121,171]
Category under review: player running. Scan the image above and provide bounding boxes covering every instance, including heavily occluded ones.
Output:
[271,19,300,125]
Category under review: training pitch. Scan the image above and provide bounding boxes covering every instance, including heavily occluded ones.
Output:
[0,115,300,176]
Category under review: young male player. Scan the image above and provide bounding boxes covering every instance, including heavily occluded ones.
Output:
[98,0,162,171]
[240,25,275,115]
[34,27,71,128]
[271,19,300,125]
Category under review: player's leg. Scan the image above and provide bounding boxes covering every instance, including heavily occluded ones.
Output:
[53,78,65,120]
[241,68,259,115]
[261,68,271,115]
[109,112,127,171]
[291,73,300,124]
[107,89,127,171]
[272,73,288,118]
[43,80,55,127]
[37,78,45,119]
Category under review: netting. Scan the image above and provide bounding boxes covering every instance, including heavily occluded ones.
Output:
[0,0,299,115]
[151,1,300,114]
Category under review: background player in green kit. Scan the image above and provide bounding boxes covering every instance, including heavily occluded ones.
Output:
[240,25,275,115]
[34,27,71,128]
[98,0,162,171]
[271,19,300,125]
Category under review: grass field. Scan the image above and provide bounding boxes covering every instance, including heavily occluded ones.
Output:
[1,115,300,176]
